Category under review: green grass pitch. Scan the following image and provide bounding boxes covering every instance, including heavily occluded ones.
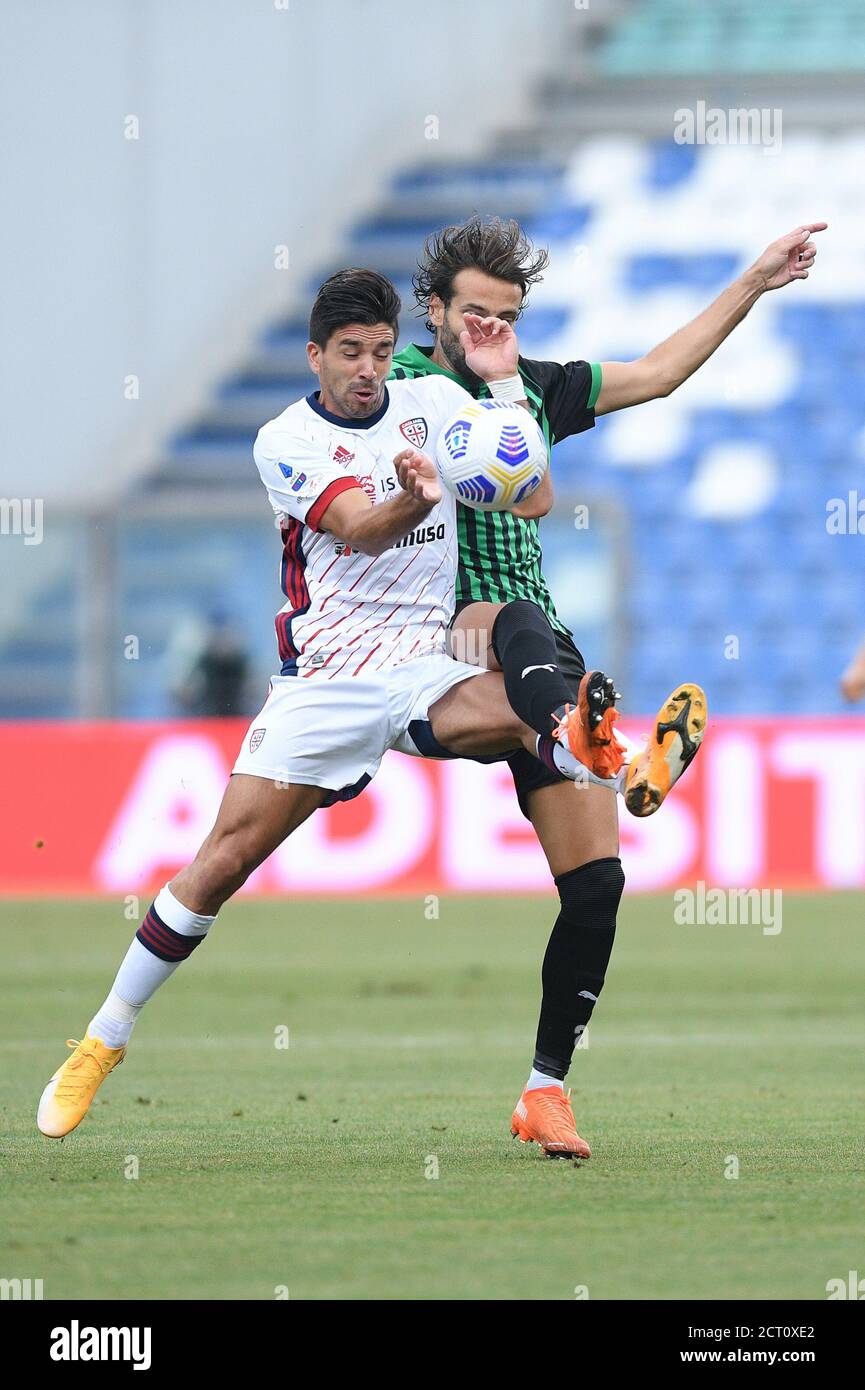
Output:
[1,893,863,1301]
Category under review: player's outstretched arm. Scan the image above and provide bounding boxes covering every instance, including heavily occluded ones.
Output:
[840,634,865,703]
[317,455,440,557]
[594,222,828,416]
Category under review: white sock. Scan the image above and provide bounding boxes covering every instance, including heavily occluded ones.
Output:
[88,988,141,1049]
[544,738,618,791]
[88,885,215,1048]
[525,1067,564,1092]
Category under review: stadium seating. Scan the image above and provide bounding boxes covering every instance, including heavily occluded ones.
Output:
[599,0,865,76]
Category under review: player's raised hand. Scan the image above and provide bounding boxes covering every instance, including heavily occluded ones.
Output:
[460,313,520,380]
[750,223,828,291]
[394,447,441,505]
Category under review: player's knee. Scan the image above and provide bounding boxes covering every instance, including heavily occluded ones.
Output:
[556,855,625,924]
[491,599,551,660]
[499,599,545,624]
[546,857,625,1000]
[197,835,258,900]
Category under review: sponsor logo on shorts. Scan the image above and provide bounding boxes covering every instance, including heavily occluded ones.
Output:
[249,727,266,753]
[399,417,428,448]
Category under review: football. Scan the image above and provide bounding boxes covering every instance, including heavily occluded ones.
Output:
[434,399,548,512]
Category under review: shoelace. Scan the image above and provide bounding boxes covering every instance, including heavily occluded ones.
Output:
[553,705,626,783]
[551,703,576,743]
[553,703,624,749]
[54,1039,116,1105]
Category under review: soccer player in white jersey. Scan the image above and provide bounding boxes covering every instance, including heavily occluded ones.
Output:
[36,269,600,1142]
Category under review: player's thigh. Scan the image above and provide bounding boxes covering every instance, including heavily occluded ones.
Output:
[427,670,525,755]
[448,601,504,670]
[172,775,328,913]
[527,779,620,879]
[195,774,327,874]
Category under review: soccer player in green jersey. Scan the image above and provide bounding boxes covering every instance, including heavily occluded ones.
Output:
[392,215,824,1157]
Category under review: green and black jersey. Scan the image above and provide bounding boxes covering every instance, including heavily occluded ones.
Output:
[390,343,601,636]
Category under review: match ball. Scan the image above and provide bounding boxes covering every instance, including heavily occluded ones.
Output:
[434,399,548,512]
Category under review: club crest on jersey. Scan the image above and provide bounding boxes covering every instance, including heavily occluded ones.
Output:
[249,727,266,754]
[399,417,428,448]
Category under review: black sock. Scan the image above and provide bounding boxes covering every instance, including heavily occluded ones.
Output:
[533,856,625,1080]
[491,600,573,739]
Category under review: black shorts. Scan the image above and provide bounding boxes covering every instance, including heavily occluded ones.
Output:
[450,600,587,821]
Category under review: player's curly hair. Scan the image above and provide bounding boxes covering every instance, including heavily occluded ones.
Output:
[413,216,549,333]
[309,268,401,346]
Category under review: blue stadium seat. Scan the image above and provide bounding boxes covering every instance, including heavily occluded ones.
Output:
[645,140,700,190]
[626,254,740,294]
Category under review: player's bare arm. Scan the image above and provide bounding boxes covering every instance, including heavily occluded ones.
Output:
[459,311,552,519]
[595,223,828,415]
[840,634,865,702]
[315,448,440,557]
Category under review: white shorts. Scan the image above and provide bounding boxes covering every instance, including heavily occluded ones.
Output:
[232,652,483,802]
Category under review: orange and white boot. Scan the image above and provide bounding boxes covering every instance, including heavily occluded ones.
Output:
[623,683,707,818]
[511,1085,591,1160]
[553,670,627,782]
[37,1034,126,1138]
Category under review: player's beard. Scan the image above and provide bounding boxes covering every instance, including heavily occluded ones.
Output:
[439,317,483,387]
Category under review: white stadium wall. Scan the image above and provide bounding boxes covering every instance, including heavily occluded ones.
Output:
[0,0,563,503]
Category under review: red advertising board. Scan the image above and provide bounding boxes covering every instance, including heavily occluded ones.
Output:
[2,718,865,896]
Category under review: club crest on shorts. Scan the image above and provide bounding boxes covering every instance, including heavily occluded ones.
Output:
[399,417,428,448]
[249,727,266,753]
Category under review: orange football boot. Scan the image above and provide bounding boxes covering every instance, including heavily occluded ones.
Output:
[624,683,707,818]
[511,1085,591,1160]
[553,670,626,781]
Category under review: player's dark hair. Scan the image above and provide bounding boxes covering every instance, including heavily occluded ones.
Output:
[413,215,549,333]
[308,268,402,347]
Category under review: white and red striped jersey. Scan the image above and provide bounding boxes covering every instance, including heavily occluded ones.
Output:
[253,376,471,678]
